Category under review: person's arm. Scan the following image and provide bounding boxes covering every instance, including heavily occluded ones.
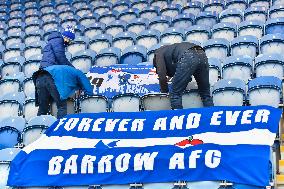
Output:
[76,71,94,96]
[50,38,74,67]
[154,50,169,93]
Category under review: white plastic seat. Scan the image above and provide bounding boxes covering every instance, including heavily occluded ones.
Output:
[51,98,76,118]
[67,42,86,56]
[208,57,222,85]
[238,20,264,39]
[112,94,140,112]
[231,35,258,58]
[142,94,171,110]
[136,29,160,49]
[185,25,210,44]
[23,99,38,122]
[260,34,284,55]
[203,38,230,60]
[80,96,108,113]
[89,34,112,53]
[23,78,35,99]
[113,32,136,51]
[23,60,41,78]
[22,126,47,146]
[95,47,121,67]
[160,27,184,44]
[212,22,237,41]
[182,91,204,108]
[255,54,284,79]
[0,79,20,97]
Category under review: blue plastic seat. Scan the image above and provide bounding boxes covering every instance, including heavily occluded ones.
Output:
[120,45,147,65]
[139,6,161,20]
[3,43,25,63]
[1,56,24,77]
[185,25,211,44]
[248,76,282,107]
[231,35,259,58]
[172,13,195,29]
[28,115,57,128]
[61,15,79,29]
[24,41,44,60]
[249,0,270,9]
[105,20,127,37]
[84,22,105,39]
[225,0,248,11]
[23,58,41,78]
[113,0,130,12]
[255,53,284,79]
[76,5,92,18]
[212,22,237,41]
[222,55,253,82]
[208,57,222,85]
[41,9,58,23]
[0,117,25,133]
[269,5,284,18]
[42,18,60,32]
[5,33,24,49]
[0,92,25,121]
[196,11,218,28]
[127,18,149,34]
[150,0,169,9]
[137,29,161,49]
[72,0,88,9]
[58,7,76,20]
[113,31,136,51]
[23,77,35,100]
[149,15,172,32]
[112,94,141,112]
[142,93,171,110]
[182,1,203,16]
[204,0,225,14]
[219,8,243,25]
[265,17,284,35]
[160,27,184,44]
[80,95,109,113]
[25,20,43,35]
[95,47,121,67]
[147,43,169,62]
[8,13,24,27]
[23,98,39,122]
[99,10,118,25]
[39,3,55,14]
[131,0,149,11]
[67,36,89,56]
[260,33,284,55]
[118,8,139,22]
[244,6,267,22]
[6,21,25,36]
[79,13,99,27]
[71,50,95,73]
[56,1,72,11]
[161,4,182,18]
[93,2,112,15]
[203,38,230,60]
[0,78,21,97]
[89,34,112,53]
[213,79,246,106]
[238,20,264,39]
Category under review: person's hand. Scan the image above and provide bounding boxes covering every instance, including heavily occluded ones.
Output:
[75,90,81,98]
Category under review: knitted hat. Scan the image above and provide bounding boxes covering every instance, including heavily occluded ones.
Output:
[62,25,75,41]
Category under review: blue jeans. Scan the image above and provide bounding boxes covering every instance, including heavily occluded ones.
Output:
[36,74,67,119]
[170,48,214,109]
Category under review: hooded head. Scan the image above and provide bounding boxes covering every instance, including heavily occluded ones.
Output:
[62,25,75,46]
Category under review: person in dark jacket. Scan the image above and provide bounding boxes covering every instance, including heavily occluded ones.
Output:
[153,42,214,109]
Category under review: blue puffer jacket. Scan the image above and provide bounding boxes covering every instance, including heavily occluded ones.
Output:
[40,32,73,68]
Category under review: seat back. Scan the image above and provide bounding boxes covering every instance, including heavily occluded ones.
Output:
[142,94,171,110]
[185,25,210,43]
[67,42,86,56]
[231,35,258,58]
[238,20,264,39]
[23,100,38,122]
[23,126,47,146]
[143,183,174,189]
[255,54,284,79]
[51,98,76,118]
[71,56,92,74]
[23,61,41,78]
[80,96,108,113]
[182,91,204,108]
[0,79,20,96]
[112,94,140,112]
[0,127,21,149]
[260,34,284,55]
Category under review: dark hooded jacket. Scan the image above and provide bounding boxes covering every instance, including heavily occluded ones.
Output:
[40,31,73,68]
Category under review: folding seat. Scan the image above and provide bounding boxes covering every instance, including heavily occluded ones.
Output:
[8,13,24,27]
[187,181,221,189]
[0,125,21,150]
[2,72,25,83]
[84,22,105,39]
[161,4,182,18]
[244,6,267,22]
[269,5,284,19]
[24,4,38,15]
[95,47,121,67]
[219,9,243,25]
[51,98,76,118]
[25,9,41,23]
[24,41,44,60]
[182,89,204,108]
[58,7,76,20]
[172,13,194,29]
[149,15,172,32]
[61,15,79,29]
[93,2,112,15]
[204,0,225,14]
[203,38,230,60]
[67,36,89,56]
[150,0,169,9]
[40,3,55,15]
[0,78,21,97]
[56,1,71,11]
[5,32,24,49]
[23,77,35,99]
[131,0,149,11]
[112,94,141,112]
[72,0,87,9]
[70,50,95,73]
[255,54,284,79]
[160,27,184,44]
[139,6,161,20]
[42,18,60,32]
[118,8,139,22]
[185,25,211,44]
[238,20,264,39]
[212,79,246,106]
[89,34,112,53]
[113,0,130,12]
[28,115,57,128]
[120,45,147,65]
[0,117,25,133]
[142,93,171,110]
[212,22,237,41]
[0,92,25,121]
[2,55,24,79]
[41,9,58,23]
[105,20,127,37]
[147,43,169,62]
[25,31,44,46]
[25,20,43,35]
[231,35,259,58]
[99,10,119,25]
[136,29,160,49]
[226,0,247,10]
[272,0,284,5]
[208,57,222,85]
[260,33,284,55]
[265,17,284,35]
[6,22,24,36]
[23,56,41,78]
[127,18,149,35]
[76,5,92,19]
[113,32,136,51]
[79,95,109,113]
[79,13,99,28]
[249,0,270,9]
[248,76,282,107]
[222,55,253,82]
[195,12,218,28]
[23,98,38,122]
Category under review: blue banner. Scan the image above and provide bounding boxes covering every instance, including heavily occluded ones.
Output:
[8,106,282,187]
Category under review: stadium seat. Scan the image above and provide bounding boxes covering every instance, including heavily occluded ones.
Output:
[269,5,284,19]
[3,43,24,63]
[238,20,264,39]
[70,50,95,74]
[127,18,149,35]
[1,56,25,78]
[136,29,160,49]
[150,0,169,9]
[142,93,171,110]
[95,47,121,67]
[147,43,169,63]
[0,116,25,134]
[43,28,63,41]
[40,3,54,14]
[149,15,172,33]
[25,21,43,35]
[105,20,127,37]
[212,79,246,106]
[219,8,243,25]
[56,1,72,11]
[111,94,141,112]
[131,0,148,11]
[99,10,118,25]
[51,98,76,118]
[22,124,48,146]
[79,13,99,27]
[113,0,130,12]
[161,4,181,18]
[212,22,237,41]
[41,9,58,23]
[61,15,79,29]
[23,58,41,78]
[93,2,112,15]
[172,13,194,29]
[160,27,184,44]
[244,6,267,22]
[143,183,175,189]
[120,45,147,65]
[187,181,220,189]
[24,41,44,60]
[183,90,204,108]
[0,92,25,121]
[204,0,225,14]
[0,124,21,149]
[208,57,222,85]
[118,8,139,22]
[231,35,259,58]
[195,11,218,28]
[222,55,253,82]
[102,185,131,189]
[23,78,35,99]
[185,25,211,44]
[139,6,161,20]
[42,18,60,32]
[6,22,24,36]
[5,32,24,49]
[0,78,20,97]
[79,95,108,113]
[76,5,92,18]
[89,34,112,53]
[113,31,136,51]
[248,76,282,107]
[249,0,270,9]
[226,0,248,11]
[28,115,57,128]
[260,33,284,55]
[67,36,88,56]
[2,72,25,83]
[23,99,38,122]
[265,17,284,35]
[182,1,203,16]
[255,54,284,79]
[58,7,76,20]
[83,22,105,39]
[203,38,230,60]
